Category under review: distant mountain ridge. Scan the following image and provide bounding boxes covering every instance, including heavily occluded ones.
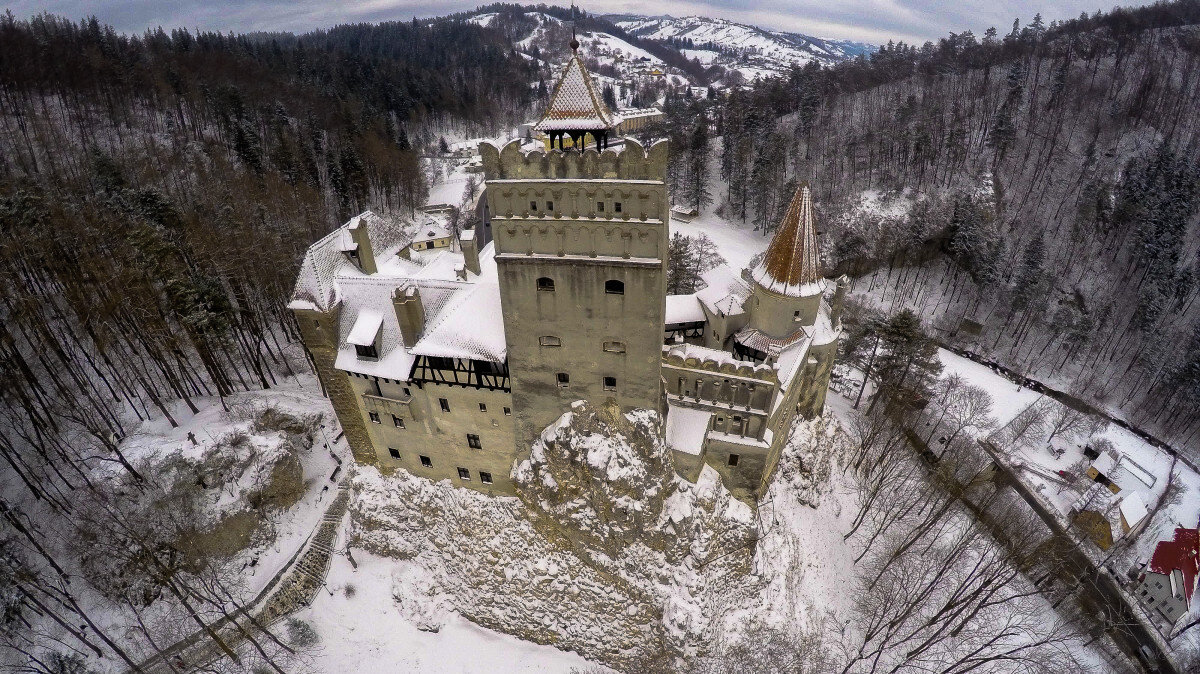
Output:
[607,14,874,69]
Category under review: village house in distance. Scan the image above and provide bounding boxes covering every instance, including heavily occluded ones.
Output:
[288,37,845,503]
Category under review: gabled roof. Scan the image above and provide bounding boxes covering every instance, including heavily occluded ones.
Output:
[1149,524,1200,607]
[750,183,826,297]
[535,54,620,132]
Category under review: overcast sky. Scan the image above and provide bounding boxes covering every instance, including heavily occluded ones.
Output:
[0,1,1148,44]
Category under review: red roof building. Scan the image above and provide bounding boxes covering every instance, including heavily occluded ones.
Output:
[1148,524,1200,608]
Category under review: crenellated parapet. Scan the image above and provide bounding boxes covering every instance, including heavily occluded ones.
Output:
[480,138,670,181]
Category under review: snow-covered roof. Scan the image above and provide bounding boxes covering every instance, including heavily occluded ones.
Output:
[412,222,451,244]
[662,342,775,376]
[1120,493,1148,527]
[346,310,383,347]
[665,294,706,324]
[1091,452,1117,476]
[290,210,409,313]
[695,265,750,317]
[410,282,506,362]
[750,184,826,297]
[666,403,711,456]
[535,54,621,132]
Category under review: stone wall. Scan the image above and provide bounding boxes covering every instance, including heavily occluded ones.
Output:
[293,306,376,464]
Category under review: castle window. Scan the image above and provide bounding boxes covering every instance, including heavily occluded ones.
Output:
[605,280,624,295]
[439,398,451,413]
[537,277,555,292]
[368,411,381,424]
[355,343,378,359]
[530,200,537,211]
[546,201,554,210]
[728,453,740,467]
[480,471,493,484]
[403,387,411,396]
[392,415,405,428]
[557,372,570,387]
[597,201,605,212]
[457,467,471,480]
[467,433,481,449]
[793,310,801,320]
[503,406,511,416]
[479,402,487,412]
[614,202,622,213]
[313,319,320,327]
[603,340,626,353]
[388,448,400,459]
[539,335,562,347]
[420,455,432,467]
[603,376,617,391]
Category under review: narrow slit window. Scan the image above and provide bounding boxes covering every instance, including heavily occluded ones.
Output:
[439,398,450,413]
[605,280,624,295]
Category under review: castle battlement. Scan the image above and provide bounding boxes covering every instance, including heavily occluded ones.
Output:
[480,138,669,181]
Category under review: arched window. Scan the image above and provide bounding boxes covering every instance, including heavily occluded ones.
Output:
[537,277,555,292]
[605,279,624,295]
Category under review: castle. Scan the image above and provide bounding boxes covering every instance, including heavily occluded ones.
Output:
[289,40,844,503]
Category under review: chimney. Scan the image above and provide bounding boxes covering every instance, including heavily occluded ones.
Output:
[830,275,850,327]
[393,284,425,348]
[460,228,480,275]
[348,214,378,275]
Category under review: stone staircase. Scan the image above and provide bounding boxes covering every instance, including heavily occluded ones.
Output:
[132,477,352,673]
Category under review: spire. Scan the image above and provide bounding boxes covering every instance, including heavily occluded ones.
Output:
[750,183,824,297]
[570,26,579,53]
[534,43,620,136]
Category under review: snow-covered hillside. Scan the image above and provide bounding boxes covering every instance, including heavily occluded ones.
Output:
[611,14,873,75]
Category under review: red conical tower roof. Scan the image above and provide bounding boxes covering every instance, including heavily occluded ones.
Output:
[750,183,825,296]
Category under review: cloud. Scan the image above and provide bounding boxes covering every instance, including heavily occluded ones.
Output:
[1,0,1143,43]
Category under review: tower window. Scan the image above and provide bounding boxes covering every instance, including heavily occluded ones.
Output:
[793,310,801,320]
[546,200,554,210]
[605,280,624,295]
[603,340,626,353]
[530,200,537,211]
[539,335,562,347]
[368,411,380,424]
[614,202,622,213]
[597,201,604,212]
[728,453,740,467]
[503,406,511,415]
[556,372,570,387]
[457,467,471,480]
[392,415,405,428]
[467,433,482,449]
[420,455,432,467]
[480,471,493,484]
[603,376,617,391]
[537,277,555,292]
[388,447,400,459]
[478,402,487,412]
[439,398,450,413]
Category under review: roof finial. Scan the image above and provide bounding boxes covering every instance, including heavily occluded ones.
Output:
[570,26,579,53]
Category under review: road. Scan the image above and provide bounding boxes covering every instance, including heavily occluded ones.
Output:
[976,438,1177,674]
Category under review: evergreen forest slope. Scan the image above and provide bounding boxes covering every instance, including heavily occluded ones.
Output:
[721,1,1200,453]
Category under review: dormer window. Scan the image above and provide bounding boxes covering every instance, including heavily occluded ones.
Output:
[347,310,383,361]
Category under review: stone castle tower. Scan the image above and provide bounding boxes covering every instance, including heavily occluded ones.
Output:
[482,34,669,454]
